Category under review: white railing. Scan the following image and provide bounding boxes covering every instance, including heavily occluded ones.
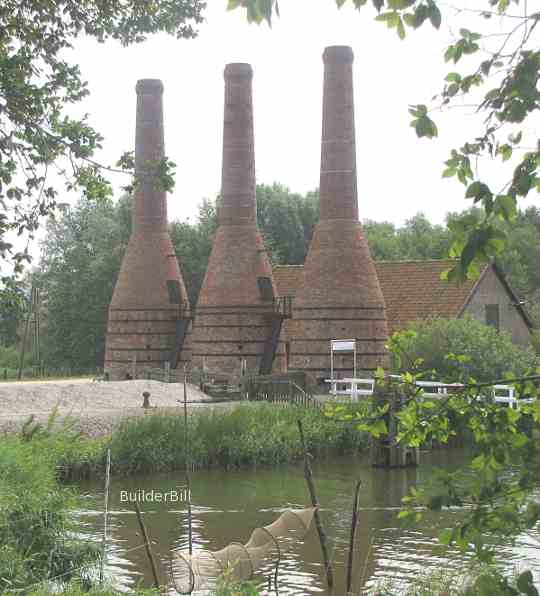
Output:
[325,377,532,409]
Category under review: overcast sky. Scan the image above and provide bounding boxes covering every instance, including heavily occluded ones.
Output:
[70,2,487,222]
[18,0,537,265]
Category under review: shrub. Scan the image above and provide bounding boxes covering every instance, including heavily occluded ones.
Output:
[0,344,22,370]
[390,316,540,382]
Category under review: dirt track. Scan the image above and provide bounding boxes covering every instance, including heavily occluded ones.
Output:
[0,379,218,437]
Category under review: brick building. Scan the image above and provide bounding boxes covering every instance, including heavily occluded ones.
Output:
[287,46,389,380]
[190,63,286,375]
[274,260,533,371]
[105,80,191,380]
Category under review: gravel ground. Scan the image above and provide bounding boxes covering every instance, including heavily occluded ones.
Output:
[0,379,220,437]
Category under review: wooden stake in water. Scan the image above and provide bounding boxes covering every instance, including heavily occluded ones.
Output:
[184,363,193,555]
[346,480,361,595]
[297,419,334,590]
[99,448,111,585]
[134,501,160,589]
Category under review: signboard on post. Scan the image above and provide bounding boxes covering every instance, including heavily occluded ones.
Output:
[330,339,356,380]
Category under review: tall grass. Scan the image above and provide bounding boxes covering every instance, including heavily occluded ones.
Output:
[108,403,368,475]
[369,566,535,596]
[0,436,99,592]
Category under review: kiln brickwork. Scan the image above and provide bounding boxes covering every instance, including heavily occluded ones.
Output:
[191,64,285,375]
[104,79,191,380]
[288,46,389,380]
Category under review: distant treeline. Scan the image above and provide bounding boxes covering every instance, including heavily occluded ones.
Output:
[2,183,540,368]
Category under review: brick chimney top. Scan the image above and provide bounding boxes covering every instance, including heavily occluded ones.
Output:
[224,63,253,79]
[219,62,256,226]
[323,46,354,64]
[136,79,164,95]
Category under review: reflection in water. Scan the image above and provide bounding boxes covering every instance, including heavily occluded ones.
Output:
[75,450,540,594]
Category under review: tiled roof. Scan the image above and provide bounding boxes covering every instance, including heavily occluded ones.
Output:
[273,260,481,335]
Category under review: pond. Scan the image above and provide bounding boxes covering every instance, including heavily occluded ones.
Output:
[76,449,540,594]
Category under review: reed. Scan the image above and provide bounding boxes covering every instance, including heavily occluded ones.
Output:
[0,437,99,591]
[108,403,367,475]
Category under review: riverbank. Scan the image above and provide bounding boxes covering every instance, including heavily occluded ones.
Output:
[42,402,367,479]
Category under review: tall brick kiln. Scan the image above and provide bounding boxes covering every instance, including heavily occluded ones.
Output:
[288,46,389,381]
[104,79,191,380]
[191,63,286,376]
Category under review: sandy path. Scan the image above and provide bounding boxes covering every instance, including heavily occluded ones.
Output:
[0,379,220,437]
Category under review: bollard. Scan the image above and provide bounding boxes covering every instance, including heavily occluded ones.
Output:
[142,391,151,409]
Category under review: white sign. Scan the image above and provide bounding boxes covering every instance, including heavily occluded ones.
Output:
[331,339,356,352]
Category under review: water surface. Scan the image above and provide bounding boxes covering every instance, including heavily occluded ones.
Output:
[76,449,540,594]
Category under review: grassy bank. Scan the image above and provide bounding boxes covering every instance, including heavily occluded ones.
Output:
[107,403,368,475]
[39,402,368,479]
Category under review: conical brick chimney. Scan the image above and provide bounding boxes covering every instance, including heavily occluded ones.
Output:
[191,64,285,376]
[289,47,388,381]
[104,79,191,380]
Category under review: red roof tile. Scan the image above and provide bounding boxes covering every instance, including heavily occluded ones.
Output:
[273,260,480,335]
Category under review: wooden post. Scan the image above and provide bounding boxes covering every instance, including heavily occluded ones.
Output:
[134,502,160,588]
[164,361,170,383]
[297,419,333,590]
[131,355,137,380]
[346,480,361,594]
[17,307,32,381]
[33,286,40,371]
[100,449,111,585]
[183,364,193,555]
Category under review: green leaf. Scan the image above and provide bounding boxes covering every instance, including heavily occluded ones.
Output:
[428,3,441,29]
[375,11,401,28]
[497,144,513,162]
[445,72,461,83]
[465,181,482,199]
[494,194,517,221]
[509,131,523,145]
[397,17,406,39]
[413,114,438,139]
[388,0,415,8]
[516,570,538,596]
[403,13,416,27]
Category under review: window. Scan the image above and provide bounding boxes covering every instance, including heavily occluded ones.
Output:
[257,277,274,302]
[485,304,500,330]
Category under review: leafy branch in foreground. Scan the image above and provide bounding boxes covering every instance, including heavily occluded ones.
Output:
[0,0,205,302]
[231,0,540,283]
[326,352,540,566]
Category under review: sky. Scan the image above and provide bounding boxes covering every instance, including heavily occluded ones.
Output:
[69,1,496,224]
[14,0,539,264]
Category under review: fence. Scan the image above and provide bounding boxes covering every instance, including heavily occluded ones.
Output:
[1,366,102,382]
[326,376,531,409]
[243,375,320,409]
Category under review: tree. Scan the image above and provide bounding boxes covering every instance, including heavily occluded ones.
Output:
[0,0,206,303]
[390,316,539,381]
[256,183,319,265]
[231,0,539,283]
[37,196,131,367]
[170,198,218,307]
[364,213,452,261]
